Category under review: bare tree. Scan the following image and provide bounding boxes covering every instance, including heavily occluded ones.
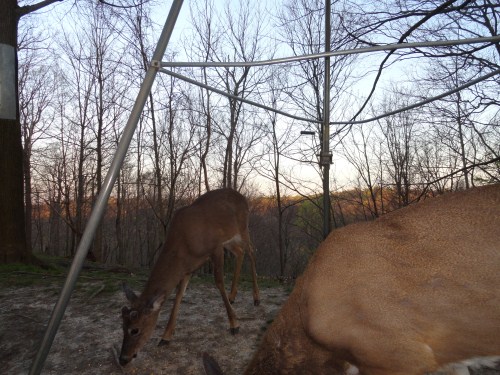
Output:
[421,41,498,189]
[188,0,270,189]
[377,93,419,207]
[339,123,381,217]
[0,0,63,263]
[339,0,499,195]
[188,0,224,192]
[18,22,55,252]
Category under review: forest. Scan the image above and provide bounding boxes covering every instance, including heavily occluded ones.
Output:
[12,0,500,277]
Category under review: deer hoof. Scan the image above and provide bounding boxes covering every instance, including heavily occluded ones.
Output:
[158,339,170,347]
[254,299,260,306]
[230,327,240,335]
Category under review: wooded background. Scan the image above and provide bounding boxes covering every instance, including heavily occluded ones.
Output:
[14,0,500,277]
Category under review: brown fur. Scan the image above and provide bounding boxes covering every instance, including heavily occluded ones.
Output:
[204,184,500,375]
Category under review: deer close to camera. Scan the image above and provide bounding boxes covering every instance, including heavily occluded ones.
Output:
[203,184,500,375]
[119,188,260,366]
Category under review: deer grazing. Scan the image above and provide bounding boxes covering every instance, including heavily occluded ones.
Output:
[203,184,500,375]
[119,188,260,366]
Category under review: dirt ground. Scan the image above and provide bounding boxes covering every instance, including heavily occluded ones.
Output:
[1,280,499,375]
[1,279,288,375]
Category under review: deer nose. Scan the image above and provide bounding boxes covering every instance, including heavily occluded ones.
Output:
[119,356,131,366]
[119,353,138,366]
[119,350,138,366]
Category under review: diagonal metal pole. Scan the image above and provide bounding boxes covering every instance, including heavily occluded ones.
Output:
[28,1,184,373]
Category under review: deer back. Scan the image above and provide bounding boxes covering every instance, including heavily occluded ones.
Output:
[239,184,500,375]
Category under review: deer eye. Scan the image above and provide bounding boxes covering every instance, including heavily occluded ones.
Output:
[130,328,140,336]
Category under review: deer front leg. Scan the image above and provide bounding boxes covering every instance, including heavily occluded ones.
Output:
[212,250,239,335]
[158,274,191,346]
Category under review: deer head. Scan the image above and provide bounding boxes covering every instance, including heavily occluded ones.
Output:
[119,283,165,366]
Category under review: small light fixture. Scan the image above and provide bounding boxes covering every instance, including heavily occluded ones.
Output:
[300,130,315,135]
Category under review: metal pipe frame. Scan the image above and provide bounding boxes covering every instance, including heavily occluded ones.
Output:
[28,1,185,374]
[159,65,500,127]
[332,68,500,126]
[161,35,500,68]
[159,22,499,242]
[159,68,322,124]
[322,0,331,239]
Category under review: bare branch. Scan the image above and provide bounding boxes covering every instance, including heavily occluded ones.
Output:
[98,0,150,9]
[17,0,64,17]
[417,156,500,200]
[349,0,474,125]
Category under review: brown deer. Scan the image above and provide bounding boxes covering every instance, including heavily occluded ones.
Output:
[119,188,260,366]
[203,184,500,375]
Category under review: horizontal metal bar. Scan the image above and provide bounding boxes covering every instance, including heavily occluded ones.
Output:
[331,68,500,125]
[160,67,499,127]
[159,68,321,124]
[161,35,500,68]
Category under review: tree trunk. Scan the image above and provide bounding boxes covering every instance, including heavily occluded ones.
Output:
[0,0,32,263]
[115,170,125,264]
[49,189,62,256]
[23,144,33,252]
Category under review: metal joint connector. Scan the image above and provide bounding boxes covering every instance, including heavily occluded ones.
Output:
[151,60,161,69]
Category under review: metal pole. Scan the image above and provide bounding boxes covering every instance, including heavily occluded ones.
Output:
[28,1,184,373]
[321,0,332,239]
[159,68,321,125]
[161,35,500,68]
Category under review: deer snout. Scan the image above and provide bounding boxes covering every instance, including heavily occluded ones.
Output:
[118,353,136,366]
[119,355,130,366]
[120,356,132,366]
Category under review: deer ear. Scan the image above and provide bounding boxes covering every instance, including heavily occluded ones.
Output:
[121,306,129,317]
[122,282,138,303]
[203,352,224,375]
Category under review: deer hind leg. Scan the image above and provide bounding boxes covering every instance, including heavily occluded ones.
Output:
[227,245,244,304]
[158,274,191,346]
[212,249,239,334]
[242,231,260,306]
[247,243,260,306]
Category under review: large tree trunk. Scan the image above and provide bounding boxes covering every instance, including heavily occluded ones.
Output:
[0,118,30,263]
[0,0,32,263]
